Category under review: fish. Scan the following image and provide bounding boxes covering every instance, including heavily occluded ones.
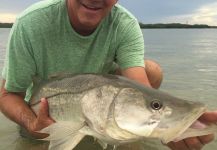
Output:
[29,74,217,150]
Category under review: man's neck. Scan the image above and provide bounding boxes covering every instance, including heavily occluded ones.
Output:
[67,0,97,36]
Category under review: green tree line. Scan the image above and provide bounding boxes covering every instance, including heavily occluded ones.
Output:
[0,23,13,28]
[139,23,217,29]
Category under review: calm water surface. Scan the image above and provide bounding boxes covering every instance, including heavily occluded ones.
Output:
[143,29,217,109]
[0,28,217,150]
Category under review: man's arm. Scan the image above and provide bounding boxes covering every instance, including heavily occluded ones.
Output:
[0,80,54,138]
[120,66,152,88]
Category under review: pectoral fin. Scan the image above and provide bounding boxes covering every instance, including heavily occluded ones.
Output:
[97,139,108,149]
[79,126,109,150]
[38,121,85,140]
[49,132,85,150]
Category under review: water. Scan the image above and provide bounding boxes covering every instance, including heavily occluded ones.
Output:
[143,29,217,110]
[0,28,9,72]
[0,28,217,150]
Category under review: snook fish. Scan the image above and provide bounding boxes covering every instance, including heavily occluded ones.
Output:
[30,74,217,150]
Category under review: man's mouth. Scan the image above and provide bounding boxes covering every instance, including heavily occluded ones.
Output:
[81,3,102,11]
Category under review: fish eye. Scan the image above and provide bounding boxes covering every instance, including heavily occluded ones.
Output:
[151,100,163,110]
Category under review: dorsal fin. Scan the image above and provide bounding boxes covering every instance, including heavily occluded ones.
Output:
[48,72,76,80]
[32,75,42,85]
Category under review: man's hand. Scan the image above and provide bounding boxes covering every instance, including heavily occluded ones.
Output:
[167,111,217,150]
[0,80,55,139]
[28,98,55,139]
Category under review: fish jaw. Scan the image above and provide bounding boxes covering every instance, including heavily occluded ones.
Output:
[173,119,217,142]
[151,105,206,143]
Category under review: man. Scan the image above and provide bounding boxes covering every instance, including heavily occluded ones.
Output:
[0,0,216,150]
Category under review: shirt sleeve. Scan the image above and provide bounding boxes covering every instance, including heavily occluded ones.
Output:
[115,19,145,70]
[2,18,36,92]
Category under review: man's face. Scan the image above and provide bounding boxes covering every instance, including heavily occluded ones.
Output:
[69,0,117,32]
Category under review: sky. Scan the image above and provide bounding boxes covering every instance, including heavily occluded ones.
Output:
[1,0,217,26]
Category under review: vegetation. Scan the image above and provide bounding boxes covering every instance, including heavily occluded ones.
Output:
[139,23,217,29]
[0,23,13,28]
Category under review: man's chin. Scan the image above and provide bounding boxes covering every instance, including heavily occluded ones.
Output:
[80,21,100,32]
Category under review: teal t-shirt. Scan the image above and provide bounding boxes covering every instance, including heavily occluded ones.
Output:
[2,0,145,101]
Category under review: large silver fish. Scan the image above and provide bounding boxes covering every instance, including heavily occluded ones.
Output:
[30,74,217,150]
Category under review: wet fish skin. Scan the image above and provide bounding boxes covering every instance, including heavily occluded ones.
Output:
[29,74,216,150]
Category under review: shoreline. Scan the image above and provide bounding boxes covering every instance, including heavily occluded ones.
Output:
[1,23,217,29]
[139,23,217,29]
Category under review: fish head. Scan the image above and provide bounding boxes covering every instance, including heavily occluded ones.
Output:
[113,85,206,143]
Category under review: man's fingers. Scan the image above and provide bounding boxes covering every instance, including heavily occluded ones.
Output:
[198,134,215,145]
[166,137,210,150]
[199,110,217,123]
[184,137,203,150]
[167,140,189,150]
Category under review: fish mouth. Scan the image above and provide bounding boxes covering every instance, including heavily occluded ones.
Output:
[161,106,206,143]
